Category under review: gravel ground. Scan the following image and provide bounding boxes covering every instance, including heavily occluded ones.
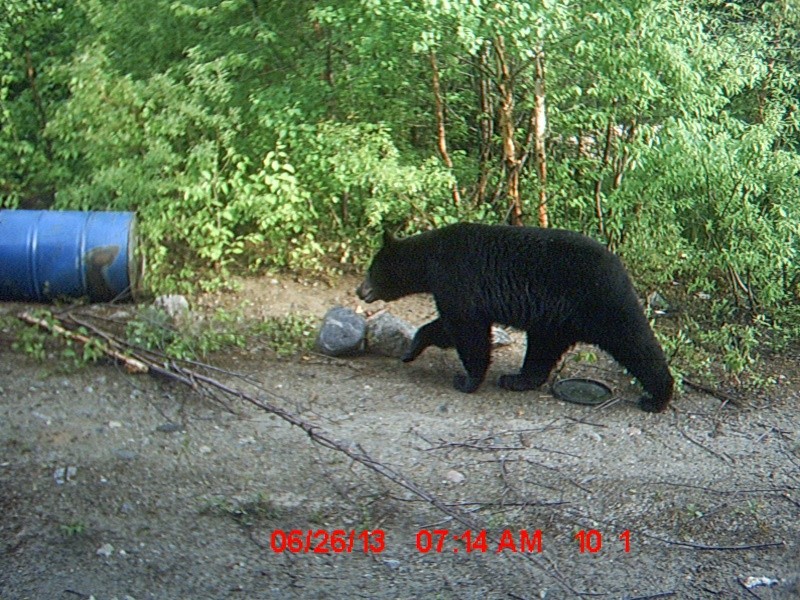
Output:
[1,275,799,599]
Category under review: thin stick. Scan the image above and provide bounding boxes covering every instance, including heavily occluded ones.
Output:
[640,531,783,551]
[17,311,148,374]
[623,592,676,600]
[684,377,743,408]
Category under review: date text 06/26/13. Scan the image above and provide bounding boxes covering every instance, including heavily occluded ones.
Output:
[268,529,631,555]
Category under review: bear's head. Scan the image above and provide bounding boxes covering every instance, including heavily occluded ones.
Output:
[357,231,401,302]
[357,230,425,303]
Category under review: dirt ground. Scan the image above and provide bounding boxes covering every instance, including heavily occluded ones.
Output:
[1,274,799,600]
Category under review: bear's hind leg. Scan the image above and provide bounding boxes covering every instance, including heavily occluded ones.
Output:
[601,330,674,413]
[498,333,571,391]
[402,318,453,363]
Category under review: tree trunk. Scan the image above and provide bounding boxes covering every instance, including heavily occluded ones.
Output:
[494,36,523,226]
[429,50,461,206]
[473,43,494,206]
[593,118,614,238]
[313,20,337,116]
[612,120,636,190]
[532,52,548,228]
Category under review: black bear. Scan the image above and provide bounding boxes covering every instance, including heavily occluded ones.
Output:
[356,223,673,413]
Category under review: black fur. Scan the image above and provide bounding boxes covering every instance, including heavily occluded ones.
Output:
[356,223,673,412]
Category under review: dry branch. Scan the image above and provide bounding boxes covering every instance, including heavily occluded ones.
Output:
[17,311,148,374]
[683,377,743,408]
[640,532,784,552]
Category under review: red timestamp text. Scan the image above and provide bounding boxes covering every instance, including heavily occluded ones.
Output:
[269,529,385,554]
[575,528,631,553]
[415,528,633,554]
[416,529,543,554]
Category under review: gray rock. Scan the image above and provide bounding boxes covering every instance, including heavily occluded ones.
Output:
[114,449,137,461]
[156,422,182,434]
[364,315,511,358]
[54,466,78,485]
[366,312,415,358]
[315,307,366,356]
[647,291,670,314]
[153,294,190,323]
[491,326,512,347]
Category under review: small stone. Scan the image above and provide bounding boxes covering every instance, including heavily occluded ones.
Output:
[54,466,78,485]
[153,294,190,322]
[114,449,137,461]
[444,469,466,484]
[96,543,114,557]
[315,307,366,357]
[156,422,182,433]
[108,421,123,429]
[491,326,512,347]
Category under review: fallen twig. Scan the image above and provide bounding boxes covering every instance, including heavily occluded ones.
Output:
[426,438,582,459]
[683,377,743,408]
[640,531,783,552]
[622,592,676,600]
[17,311,148,374]
[679,426,734,464]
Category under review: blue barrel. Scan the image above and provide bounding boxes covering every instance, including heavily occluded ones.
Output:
[0,210,139,302]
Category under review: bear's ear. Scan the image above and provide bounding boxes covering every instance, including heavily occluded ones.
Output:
[382,228,397,247]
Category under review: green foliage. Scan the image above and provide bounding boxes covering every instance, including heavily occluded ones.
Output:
[125,306,247,360]
[125,307,316,360]
[200,492,278,527]
[256,314,316,358]
[0,0,77,206]
[59,520,88,537]
[12,317,48,361]
[46,42,325,290]
[11,310,105,367]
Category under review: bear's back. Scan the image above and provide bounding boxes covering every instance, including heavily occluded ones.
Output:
[425,223,638,329]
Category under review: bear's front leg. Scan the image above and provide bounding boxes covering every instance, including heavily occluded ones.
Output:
[402,318,453,363]
[447,318,492,394]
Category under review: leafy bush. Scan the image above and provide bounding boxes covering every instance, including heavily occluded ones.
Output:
[125,306,247,360]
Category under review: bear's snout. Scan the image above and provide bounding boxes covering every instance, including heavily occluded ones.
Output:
[356,278,378,303]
